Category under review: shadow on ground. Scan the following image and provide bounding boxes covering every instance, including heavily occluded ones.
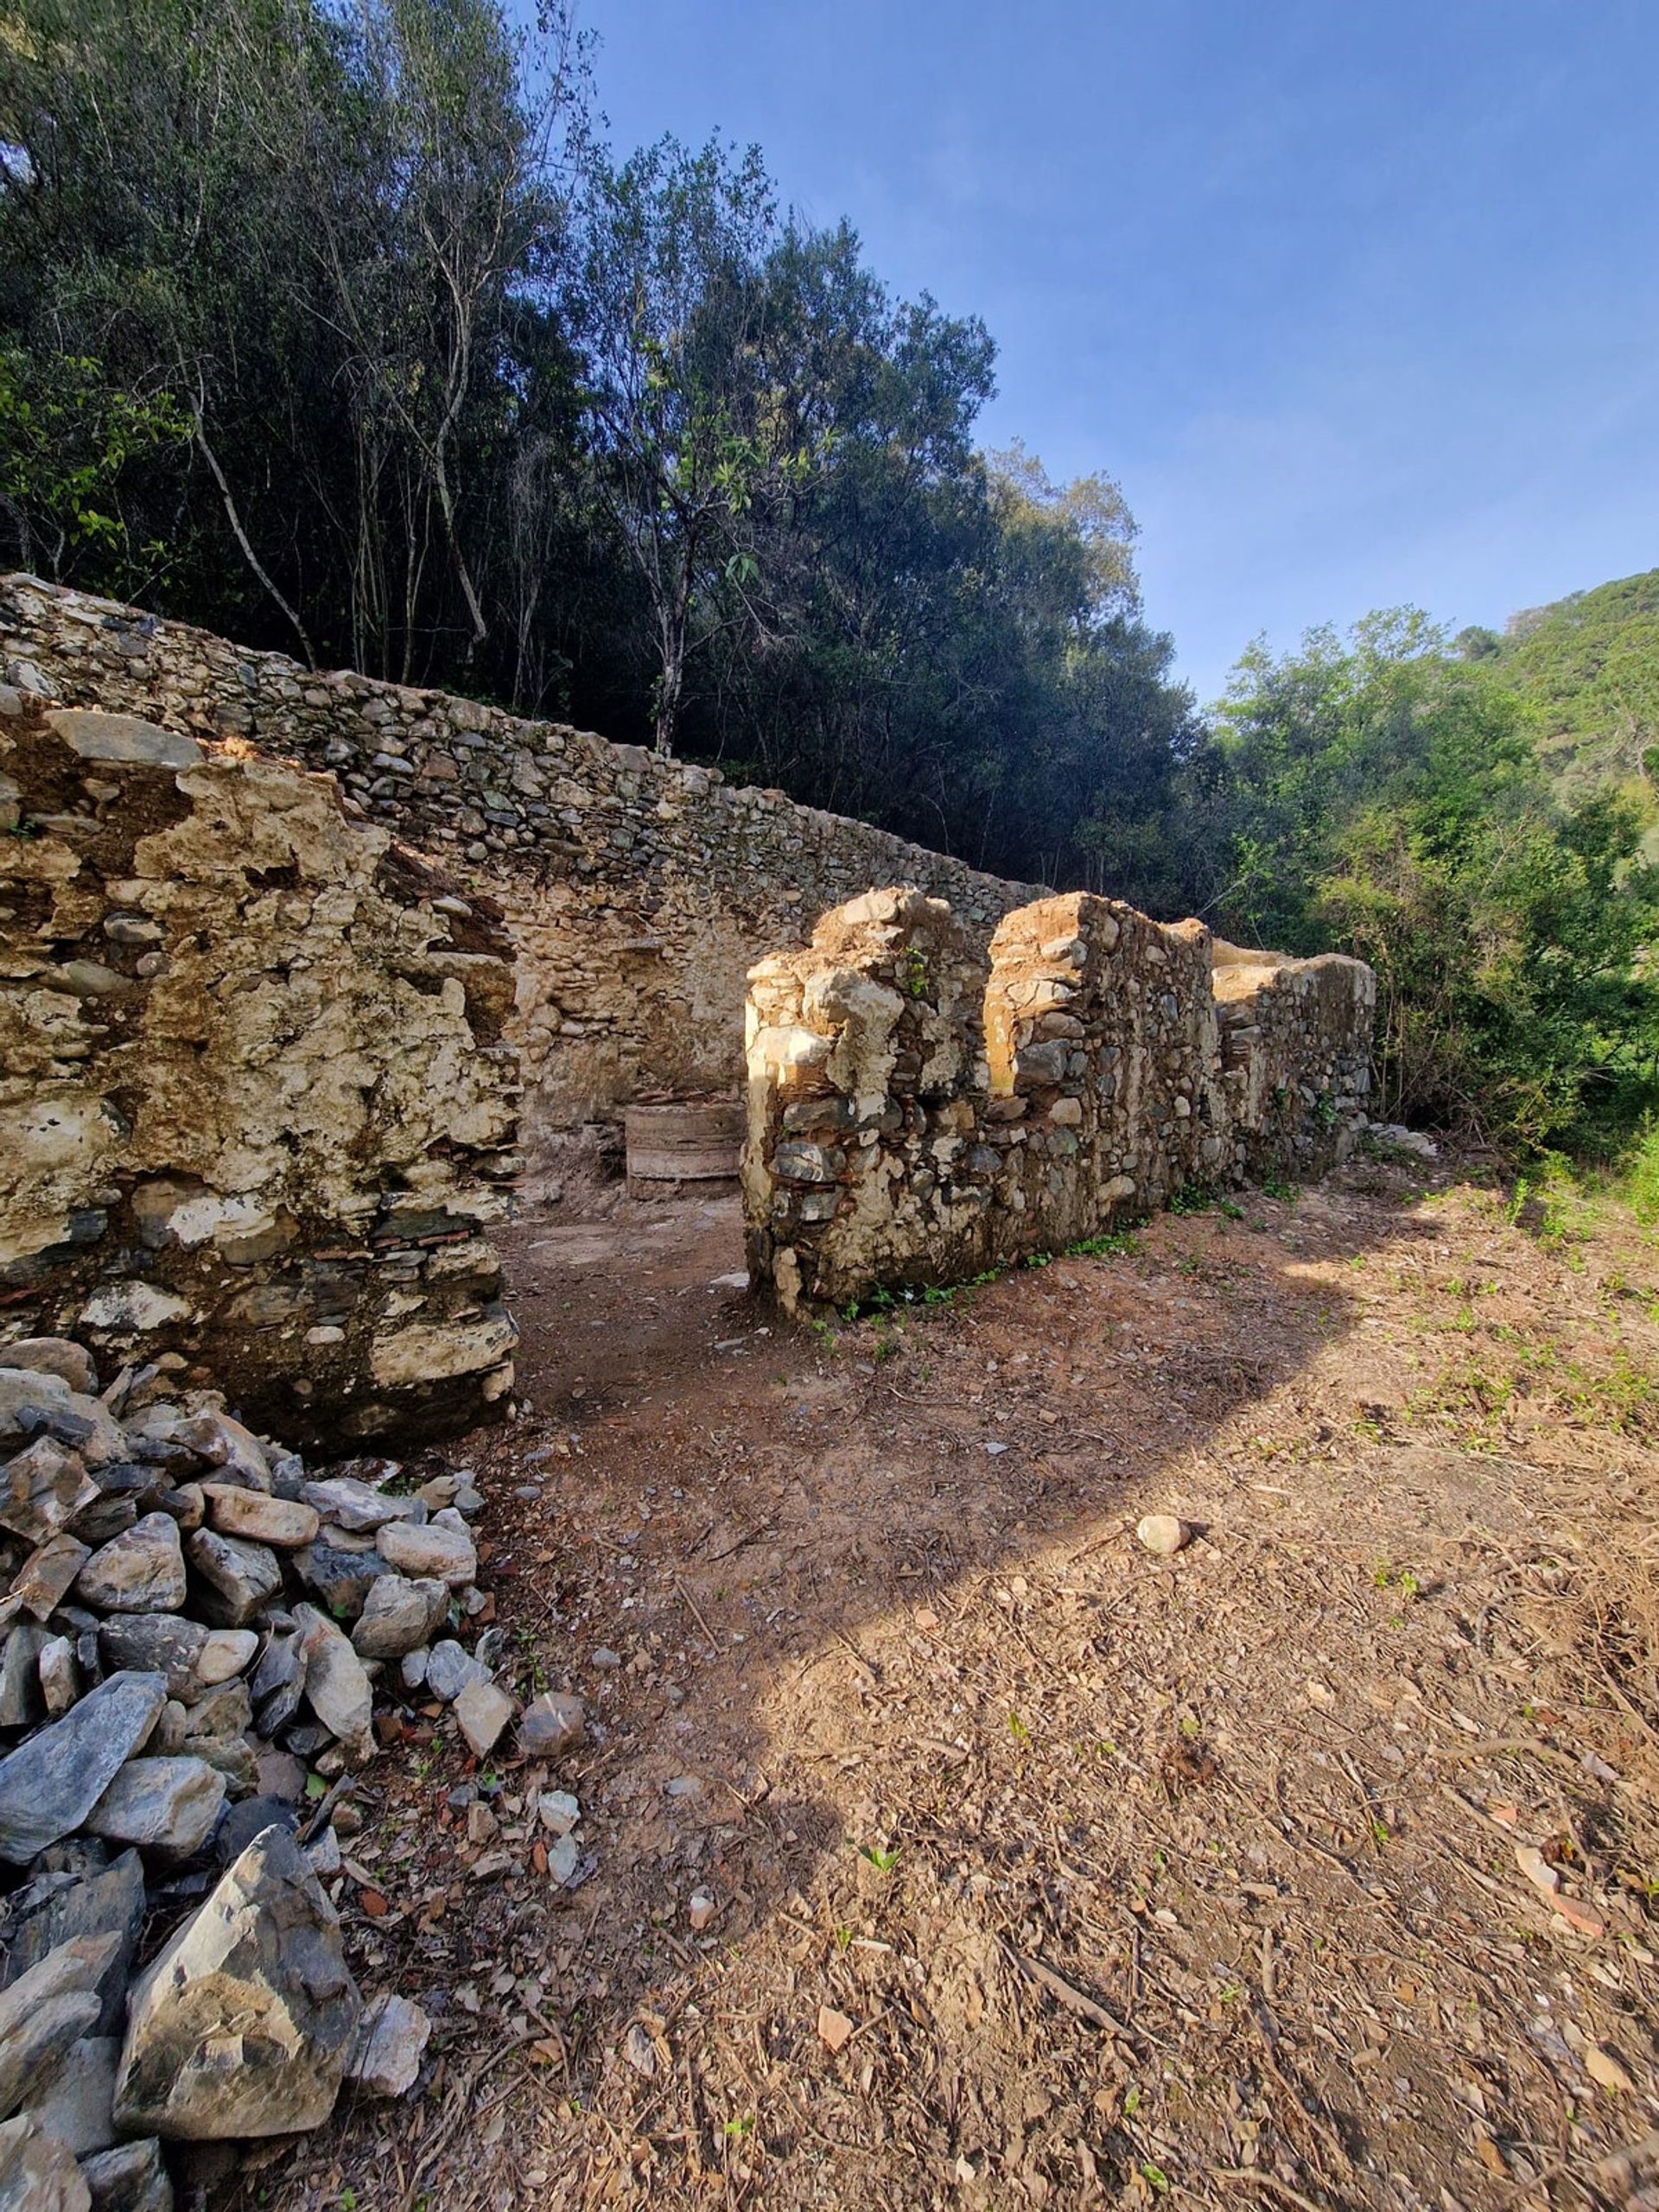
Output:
[235,1157,1659,2212]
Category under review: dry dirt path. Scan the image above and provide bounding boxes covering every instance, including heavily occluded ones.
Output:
[239,1155,1659,2212]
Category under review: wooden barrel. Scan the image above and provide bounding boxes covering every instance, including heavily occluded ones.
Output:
[624,1100,744,1192]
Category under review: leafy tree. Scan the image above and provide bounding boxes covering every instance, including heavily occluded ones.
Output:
[1190,615,1659,1147]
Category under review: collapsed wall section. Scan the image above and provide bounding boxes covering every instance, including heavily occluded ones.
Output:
[2,577,1041,1176]
[745,889,1375,1313]
[0,696,519,1445]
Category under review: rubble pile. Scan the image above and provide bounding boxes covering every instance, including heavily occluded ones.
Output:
[0,1333,538,2208]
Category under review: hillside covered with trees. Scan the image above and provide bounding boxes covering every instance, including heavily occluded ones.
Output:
[1,0,1654,1158]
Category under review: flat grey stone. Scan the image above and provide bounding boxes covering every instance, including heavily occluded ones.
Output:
[114,1825,360,2140]
[184,1529,280,1627]
[73,1517,187,1613]
[423,1638,488,1704]
[31,2032,118,2154]
[79,2136,172,2211]
[0,1850,145,2034]
[86,1760,226,1865]
[44,708,201,772]
[300,1478,423,1533]
[0,1673,167,1863]
[350,1575,447,1661]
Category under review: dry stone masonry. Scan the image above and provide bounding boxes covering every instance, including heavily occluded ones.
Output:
[2,575,1042,1182]
[0,693,518,1446]
[743,888,1376,1313]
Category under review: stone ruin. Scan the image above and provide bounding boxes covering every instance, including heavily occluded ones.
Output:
[0,575,1381,2201]
[742,887,1376,1313]
[1,696,519,1449]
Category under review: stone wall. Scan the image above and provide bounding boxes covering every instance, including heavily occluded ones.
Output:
[742,888,1376,1313]
[0,696,519,1446]
[1,576,1042,1174]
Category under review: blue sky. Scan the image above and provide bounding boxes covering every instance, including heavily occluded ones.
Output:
[575,0,1659,705]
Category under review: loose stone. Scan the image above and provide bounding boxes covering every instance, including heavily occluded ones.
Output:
[350,1575,447,1661]
[375,1519,476,1586]
[74,1517,188,1614]
[517,1691,586,1761]
[199,1485,318,1548]
[185,1529,283,1627]
[344,1993,431,2098]
[114,1824,361,2139]
[453,1678,515,1758]
[0,1673,168,1864]
[86,1758,226,1865]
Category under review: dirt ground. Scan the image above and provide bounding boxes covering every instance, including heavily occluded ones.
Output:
[234,1149,1659,2212]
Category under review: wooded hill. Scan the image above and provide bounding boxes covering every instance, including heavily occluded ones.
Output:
[1459,571,1659,850]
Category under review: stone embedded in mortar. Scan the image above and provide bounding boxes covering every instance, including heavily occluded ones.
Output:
[42,706,202,772]
[0,1672,167,1864]
[114,1824,361,2140]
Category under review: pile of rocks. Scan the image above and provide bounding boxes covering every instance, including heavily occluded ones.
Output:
[0,1333,537,2208]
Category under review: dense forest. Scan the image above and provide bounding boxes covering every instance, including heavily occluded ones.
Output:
[1,0,1654,1156]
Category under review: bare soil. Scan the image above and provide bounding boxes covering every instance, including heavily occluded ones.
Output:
[236,1154,1659,2212]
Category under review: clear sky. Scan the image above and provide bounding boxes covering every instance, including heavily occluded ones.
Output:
[572,0,1659,706]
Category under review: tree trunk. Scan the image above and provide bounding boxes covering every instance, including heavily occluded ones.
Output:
[654,556,693,754]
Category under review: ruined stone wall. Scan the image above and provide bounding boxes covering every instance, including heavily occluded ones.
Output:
[743,889,1375,1313]
[0,696,519,1446]
[1,577,1041,1173]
